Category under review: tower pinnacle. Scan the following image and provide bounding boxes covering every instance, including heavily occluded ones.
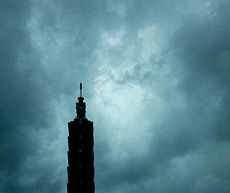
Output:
[76,82,86,119]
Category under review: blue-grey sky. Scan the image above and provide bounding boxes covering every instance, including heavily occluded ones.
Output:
[1,0,230,192]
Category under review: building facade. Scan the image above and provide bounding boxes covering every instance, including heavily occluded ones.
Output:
[67,83,95,193]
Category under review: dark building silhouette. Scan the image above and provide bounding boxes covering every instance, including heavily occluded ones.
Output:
[67,83,95,193]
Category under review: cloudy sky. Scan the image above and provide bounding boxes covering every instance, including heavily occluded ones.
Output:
[1,0,230,192]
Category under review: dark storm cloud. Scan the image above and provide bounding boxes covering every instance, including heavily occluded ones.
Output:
[171,1,230,142]
[118,1,230,192]
[1,0,230,193]
[94,1,230,192]
[0,0,63,192]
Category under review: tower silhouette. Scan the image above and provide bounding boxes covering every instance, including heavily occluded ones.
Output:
[67,83,95,193]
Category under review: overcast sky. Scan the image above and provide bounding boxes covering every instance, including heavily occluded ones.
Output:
[1,0,230,192]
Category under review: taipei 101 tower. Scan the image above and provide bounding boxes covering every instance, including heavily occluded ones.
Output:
[67,83,95,193]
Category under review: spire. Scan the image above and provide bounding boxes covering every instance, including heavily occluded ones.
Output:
[76,82,86,119]
[80,82,82,97]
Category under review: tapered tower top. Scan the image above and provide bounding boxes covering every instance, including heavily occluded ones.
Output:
[76,82,86,119]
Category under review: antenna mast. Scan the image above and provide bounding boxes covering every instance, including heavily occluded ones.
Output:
[80,82,82,97]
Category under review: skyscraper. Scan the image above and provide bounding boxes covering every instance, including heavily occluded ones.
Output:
[67,83,95,193]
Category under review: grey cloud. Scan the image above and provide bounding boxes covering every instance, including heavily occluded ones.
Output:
[0,0,63,192]
[93,1,230,192]
[1,0,230,193]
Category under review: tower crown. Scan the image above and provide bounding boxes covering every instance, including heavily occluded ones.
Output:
[76,82,86,119]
